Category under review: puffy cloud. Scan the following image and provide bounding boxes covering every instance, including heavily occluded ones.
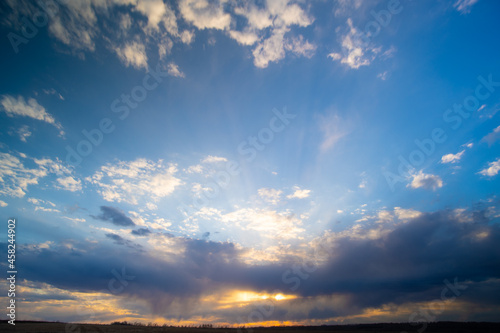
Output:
[407,170,443,190]
[478,158,500,177]
[441,150,465,164]
[0,152,78,198]
[92,206,135,227]
[328,18,383,69]
[258,188,283,205]
[113,41,148,70]
[56,176,82,192]
[87,158,182,205]
[1,95,63,135]
[167,63,185,78]
[179,0,231,30]
[286,186,311,199]
[0,200,8,207]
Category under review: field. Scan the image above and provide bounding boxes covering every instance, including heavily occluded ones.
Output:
[1,322,500,333]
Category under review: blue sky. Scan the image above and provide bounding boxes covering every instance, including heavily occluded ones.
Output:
[1,0,500,326]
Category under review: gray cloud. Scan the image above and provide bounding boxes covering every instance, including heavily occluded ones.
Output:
[91,206,135,227]
[4,208,500,323]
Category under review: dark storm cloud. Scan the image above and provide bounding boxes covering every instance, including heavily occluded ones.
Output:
[91,206,135,227]
[4,208,500,322]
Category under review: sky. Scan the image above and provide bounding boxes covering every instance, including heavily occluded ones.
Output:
[1,0,500,327]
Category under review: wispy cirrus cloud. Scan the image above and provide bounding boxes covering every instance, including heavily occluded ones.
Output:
[0,95,64,135]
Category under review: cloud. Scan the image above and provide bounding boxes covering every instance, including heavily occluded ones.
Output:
[478,158,500,177]
[56,176,82,192]
[454,0,480,13]
[407,170,443,190]
[10,125,32,142]
[258,188,283,205]
[167,63,185,78]
[202,155,227,163]
[284,35,317,58]
[179,0,231,30]
[0,95,64,135]
[87,158,181,205]
[114,41,148,70]
[441,150,465,164]
[481,125,500,146]
[286,186,311,199]
[0,152,77,198]
[328,18,383,69]
[0,200,7,207]
[131,228,152,236]
[233,0,315,68]
[92,206,135,227]
[221,208,305,240]
[6,207,500,323]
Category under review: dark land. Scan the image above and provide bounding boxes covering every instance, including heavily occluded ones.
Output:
[1,321,500,333]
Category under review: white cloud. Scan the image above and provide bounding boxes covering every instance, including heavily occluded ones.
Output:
[167,63,185,78]
[61,216,86,223]
[87,158,182,205]
[394,207,422,220]
[10,125,32,142]
[441,150,465,164]
[287,186,311,199]
[202,155,227,163]
[0,200,7,207]
[258,188,283,205]
[453,0,479,13]
[1,95,63,135]
[186,164,204,174]
[228,30,260,46]
[407,170,443,190]
[252,28,288,68]
[0,153,59,198]
[179,0,231,30]
[221,208,304,240]
[146,202,158,210]
[114,41,148,70]
[27,198,56,207]
[233,0,315,68]
[284,35,316,58]
[478,158,500,177]
[328,18,383,69]
[35,206,60,213]
[56,176,82,192]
